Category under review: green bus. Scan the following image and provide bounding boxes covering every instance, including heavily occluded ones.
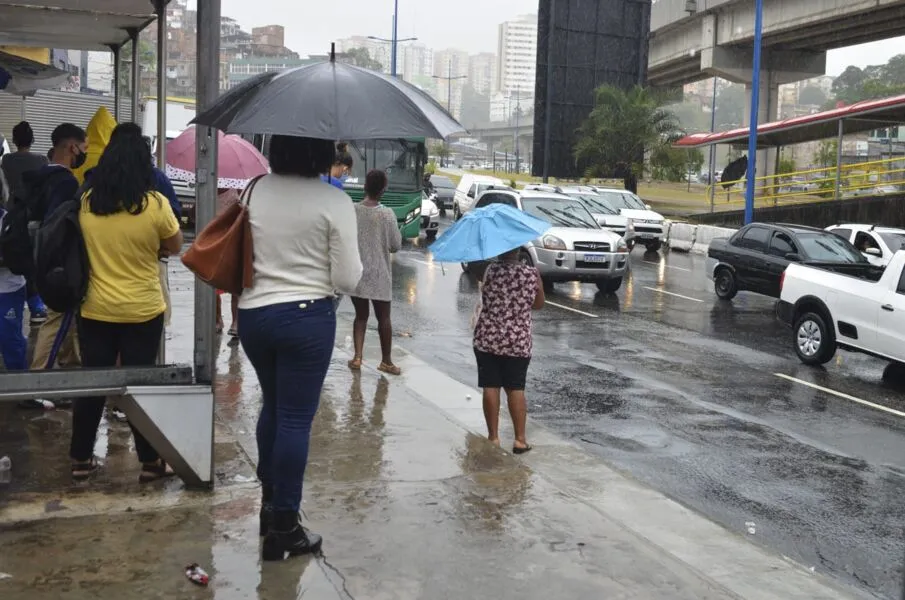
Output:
[343,138,426,239]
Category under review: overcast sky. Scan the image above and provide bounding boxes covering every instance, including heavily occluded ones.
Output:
[215,0,903,75]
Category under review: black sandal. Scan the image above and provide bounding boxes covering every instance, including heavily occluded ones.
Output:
[72,457,100,481]
[512,445,533,455]
[139,459,176,483]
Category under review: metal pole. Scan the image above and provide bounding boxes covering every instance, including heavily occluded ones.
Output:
[154,0,168,365]
[744,0,764,225]
[112,45,121,122]
[542,0,555,183]
[709,76,717,212]
[446,60,452,168]
[156,0,168,170]
[834,119,844,200]
[130,29,140,123]
[194,0,221,385]
[515,86,520,174]
[391,0,398,78]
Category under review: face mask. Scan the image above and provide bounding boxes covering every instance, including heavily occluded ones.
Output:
[71,147,87,170]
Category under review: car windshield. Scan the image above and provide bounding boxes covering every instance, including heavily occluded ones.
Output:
[521,197,600,229]
[568,193,619,215]
[432,177,455,189]
[797,233,867,263]
[879,231,905,251]
[597,190,647,211]
[344,139,424,191]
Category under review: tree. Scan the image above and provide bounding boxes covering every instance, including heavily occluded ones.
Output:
[574,85,679,178]
[715,84,747,128]
[118,37,156,97]
[798,85,827,107]
[650,146,704,182]
[429,141,450,166]
[815,140,838,168]
[777,156,797,175]
[832,66,866,104]
[340,47,383,71]
[666,101,711,133]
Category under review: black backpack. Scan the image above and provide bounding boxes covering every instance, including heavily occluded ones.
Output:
[0,197,33,275]
[0,168,72,276]
[34,198,89,313]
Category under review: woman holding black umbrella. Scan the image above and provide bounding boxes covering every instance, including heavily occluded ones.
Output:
[236,135,362,561]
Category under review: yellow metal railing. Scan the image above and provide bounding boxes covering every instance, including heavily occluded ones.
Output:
[706,156,905,208]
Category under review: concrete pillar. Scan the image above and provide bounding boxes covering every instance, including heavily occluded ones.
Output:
[744,71,779,186]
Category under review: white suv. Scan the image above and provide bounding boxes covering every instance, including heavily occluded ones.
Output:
[582,187,666,252]
[826,224,905,267]
[461,189,629,293]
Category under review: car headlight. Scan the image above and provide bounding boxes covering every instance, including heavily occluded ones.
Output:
[430,206,440,217]
[616,239,629,253]
[542,235,567,250]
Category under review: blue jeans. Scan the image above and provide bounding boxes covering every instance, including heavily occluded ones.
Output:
[0,285,27,371]
[238,298,336,512]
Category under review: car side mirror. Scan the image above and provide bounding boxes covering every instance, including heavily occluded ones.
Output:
[785,253,801,262]
[645,204,652,210]
[864,247,882,257]
[467,190,475,198]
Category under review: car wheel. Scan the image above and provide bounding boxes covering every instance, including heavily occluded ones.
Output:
[645,239,662,253]
[518,250,533,267]
[596,277,623,294]
[439,208,447,218]
[542,277,554,292]
[794,311,836,366]
[453,204,461,221]
[714,267,738,301]
[426,230,437,241]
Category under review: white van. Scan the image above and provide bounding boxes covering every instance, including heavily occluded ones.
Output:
[452,174,510,220]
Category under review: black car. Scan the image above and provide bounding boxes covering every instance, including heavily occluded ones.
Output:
[706,223,867,300]
[428,175,456,212]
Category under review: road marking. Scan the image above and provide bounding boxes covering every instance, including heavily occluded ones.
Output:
[642,261,691,272]
[545,301,599,318]
[775,373,905,418]
[643,286,704,303]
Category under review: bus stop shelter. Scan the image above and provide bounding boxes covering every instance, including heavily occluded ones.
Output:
[675,94,905,203]
[0,0,222,487]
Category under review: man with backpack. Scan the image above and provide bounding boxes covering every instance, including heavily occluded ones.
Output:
[14,124,87,408]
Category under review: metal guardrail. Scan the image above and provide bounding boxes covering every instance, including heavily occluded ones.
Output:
[706,156,905,208]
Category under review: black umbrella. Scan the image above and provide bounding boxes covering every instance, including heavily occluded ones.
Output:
[722,155,748,189]
[191,51,465,140]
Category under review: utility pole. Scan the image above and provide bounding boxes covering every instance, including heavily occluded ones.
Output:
[514,86,521,175]
[432,59,467,167]
[391,0,398,77]
[709,76,717,213]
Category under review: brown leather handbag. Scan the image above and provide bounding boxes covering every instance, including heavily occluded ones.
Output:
[181,176,262,296]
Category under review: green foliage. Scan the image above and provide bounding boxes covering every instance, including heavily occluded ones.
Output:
[424,161,437,175]
[429,142,450,159]
[650,146,704,182]
[574,85,679,179]
[830,57,905,106]
[797,85,827,107]
[815,140,838,168]
[777,157,797,175]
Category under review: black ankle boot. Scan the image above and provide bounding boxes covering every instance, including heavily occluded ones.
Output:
[262,510,323,561]
[259,503,274,537]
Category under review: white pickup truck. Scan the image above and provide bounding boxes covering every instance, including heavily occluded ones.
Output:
[777,250,903,366]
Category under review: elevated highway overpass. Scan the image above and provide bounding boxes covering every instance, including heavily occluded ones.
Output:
[650,0,905,88]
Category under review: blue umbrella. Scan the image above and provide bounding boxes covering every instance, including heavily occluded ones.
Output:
[430,203,551,263]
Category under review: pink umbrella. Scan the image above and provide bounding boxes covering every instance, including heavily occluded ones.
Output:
[165,126,269,189]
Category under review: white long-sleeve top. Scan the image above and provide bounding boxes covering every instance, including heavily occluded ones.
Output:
[238,174,363,310]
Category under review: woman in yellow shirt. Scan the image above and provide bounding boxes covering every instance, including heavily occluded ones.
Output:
[70,123,183,483]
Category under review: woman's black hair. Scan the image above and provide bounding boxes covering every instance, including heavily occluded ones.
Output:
[364,169,388,198]
[269,135,333,177]
[87,122,156,216]
[334,152,354,168]
[12,121,34,148]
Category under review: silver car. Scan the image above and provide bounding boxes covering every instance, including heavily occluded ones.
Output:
[525,184,636,249]
[461,189,629,293]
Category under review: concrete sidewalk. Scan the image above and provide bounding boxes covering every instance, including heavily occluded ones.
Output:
[0,319,867,599]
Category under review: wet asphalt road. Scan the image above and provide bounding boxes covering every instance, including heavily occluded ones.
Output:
[374,216,905,600]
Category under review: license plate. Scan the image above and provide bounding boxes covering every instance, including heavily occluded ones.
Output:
[638,234,655,240]
[583,254,609,263]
